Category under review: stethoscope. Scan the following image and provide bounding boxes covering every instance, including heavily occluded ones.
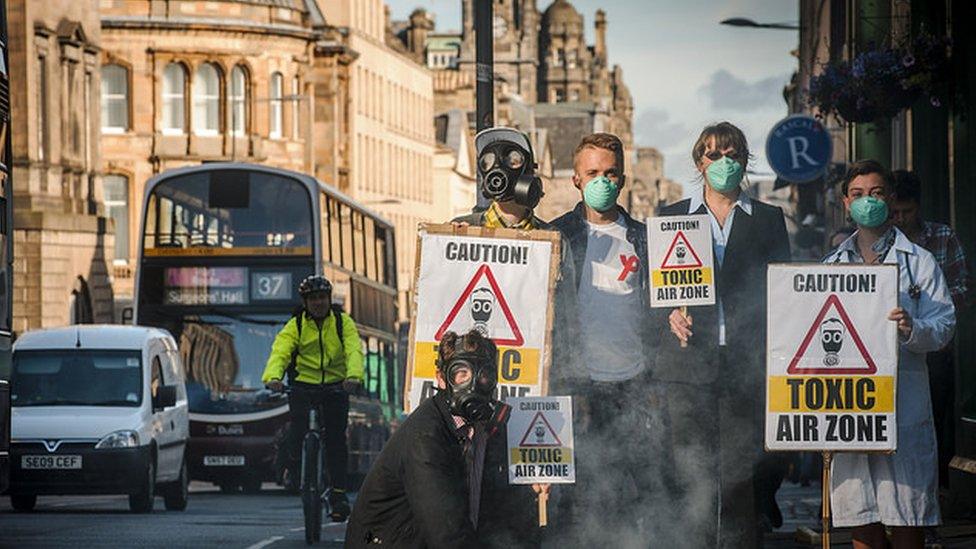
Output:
[835,249,922,301]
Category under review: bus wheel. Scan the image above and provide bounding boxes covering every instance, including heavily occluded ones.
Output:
[10,495,36,512]
[241,476,263,494]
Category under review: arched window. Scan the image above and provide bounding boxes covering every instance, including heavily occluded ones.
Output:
[229,65,247,135]
[269,72,283,139]
[101,64,128,133]
[103,174,129,261]
[192,63,220,135]
[161,63,186,134]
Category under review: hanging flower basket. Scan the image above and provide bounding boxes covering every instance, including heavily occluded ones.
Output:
[808,34,951,125]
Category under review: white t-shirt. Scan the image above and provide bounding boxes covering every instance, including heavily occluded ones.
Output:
[577,217,646,382]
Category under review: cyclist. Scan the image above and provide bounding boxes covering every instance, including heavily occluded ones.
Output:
[262,274,363,521]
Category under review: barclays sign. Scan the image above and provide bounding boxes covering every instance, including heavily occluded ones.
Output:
[766,115,833,184]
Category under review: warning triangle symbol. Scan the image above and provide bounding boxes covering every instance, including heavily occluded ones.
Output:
[787,294,877,375]
[660,231,704,269]
[434,264,525,346]
[519,412,563,447]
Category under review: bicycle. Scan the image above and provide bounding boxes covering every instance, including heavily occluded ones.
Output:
[269,385,344,545]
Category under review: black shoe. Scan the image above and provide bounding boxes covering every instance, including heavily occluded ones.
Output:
[328,489,350,522]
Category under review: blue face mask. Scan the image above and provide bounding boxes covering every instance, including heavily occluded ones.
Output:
[582,175,619,212]
[705,156,745,192]
[849,196,889,228]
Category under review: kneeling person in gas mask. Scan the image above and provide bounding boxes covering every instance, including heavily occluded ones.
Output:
[348,330,536,548]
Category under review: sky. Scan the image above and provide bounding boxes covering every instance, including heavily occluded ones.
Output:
[385,0,799,190]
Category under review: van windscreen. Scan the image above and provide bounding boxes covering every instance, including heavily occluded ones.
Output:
[11,350,143,407]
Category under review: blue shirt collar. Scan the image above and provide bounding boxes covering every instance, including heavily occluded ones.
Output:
[688,190,753,216]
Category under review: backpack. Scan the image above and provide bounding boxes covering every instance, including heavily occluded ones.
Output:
[285,304,345,385]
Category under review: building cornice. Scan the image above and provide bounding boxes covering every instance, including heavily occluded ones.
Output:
[100,16,322,42]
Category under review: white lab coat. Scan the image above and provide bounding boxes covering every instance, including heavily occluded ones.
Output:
[823,227,955,527]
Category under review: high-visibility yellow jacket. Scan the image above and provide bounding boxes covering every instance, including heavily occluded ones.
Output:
[262,311,364,385]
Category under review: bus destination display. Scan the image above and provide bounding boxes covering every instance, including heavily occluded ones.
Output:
[164,267,247,305]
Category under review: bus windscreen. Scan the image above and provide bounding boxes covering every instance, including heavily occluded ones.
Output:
[143,170,313,255]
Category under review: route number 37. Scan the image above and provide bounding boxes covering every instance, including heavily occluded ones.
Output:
[251,272,292,300]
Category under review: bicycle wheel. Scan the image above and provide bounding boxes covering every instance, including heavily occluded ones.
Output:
[301,435,322,544]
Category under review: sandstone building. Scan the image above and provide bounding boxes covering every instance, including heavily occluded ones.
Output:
[8,0,114,330]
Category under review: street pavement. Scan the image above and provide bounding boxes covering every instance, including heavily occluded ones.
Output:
[4,480,976,548]
[0,482,348,549]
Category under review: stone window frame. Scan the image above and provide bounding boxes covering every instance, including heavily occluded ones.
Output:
[33,28,52,163]
[100,62,131,134]
[228,63,252,137]
[102,172,132,264]
[192,61,223,137]
[269,71,283,140]
[161,61,189,135]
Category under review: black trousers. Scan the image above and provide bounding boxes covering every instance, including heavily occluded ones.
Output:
[662,351,763,549]
[927,347,955,488]
[552,376,673,547]
[287,382,350,491]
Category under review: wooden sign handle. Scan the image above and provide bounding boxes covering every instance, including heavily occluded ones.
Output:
[538,491,548,527]
[680,306,690,349]
[822,451,832,549]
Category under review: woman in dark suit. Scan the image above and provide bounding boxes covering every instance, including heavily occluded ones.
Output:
[656,122,791,548]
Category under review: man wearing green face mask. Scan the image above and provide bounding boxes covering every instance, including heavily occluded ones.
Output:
[550,133,671,544]
[823,160,955,549]
[654,122,791,548]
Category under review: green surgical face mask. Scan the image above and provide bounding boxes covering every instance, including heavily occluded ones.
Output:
[705,156,744,192]
[582,175,619,212]
[849,196,889,228]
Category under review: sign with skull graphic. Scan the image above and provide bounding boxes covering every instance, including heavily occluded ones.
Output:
[404,224,561,412]
[647,214,716,308]
[765,263,899,452]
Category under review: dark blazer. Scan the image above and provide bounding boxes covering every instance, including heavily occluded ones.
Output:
[653,196,791,387]
[346,392,537,549]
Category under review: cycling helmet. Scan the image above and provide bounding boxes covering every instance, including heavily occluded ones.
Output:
[298,275,332,297]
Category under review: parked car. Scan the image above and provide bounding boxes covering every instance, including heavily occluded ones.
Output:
[7,325,189,513]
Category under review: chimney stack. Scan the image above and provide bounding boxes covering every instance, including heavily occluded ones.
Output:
[408,9,433,63]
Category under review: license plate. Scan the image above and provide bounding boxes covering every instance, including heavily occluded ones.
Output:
[203,455,245,466]
[22,455,83,470]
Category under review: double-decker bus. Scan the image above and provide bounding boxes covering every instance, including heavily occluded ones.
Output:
[134,163,399,491]
[0,0,12,494]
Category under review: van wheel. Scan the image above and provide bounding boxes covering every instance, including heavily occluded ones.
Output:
[163,459,189,511]
[129,458,156,513]
[10,495,36,512]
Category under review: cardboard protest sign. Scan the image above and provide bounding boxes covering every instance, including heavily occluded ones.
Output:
[647,215,715,307]
[404,224,560,412]
[507,396,575,484]
[765,264,899,452]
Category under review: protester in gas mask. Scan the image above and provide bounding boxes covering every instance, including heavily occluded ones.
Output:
[452,127,586,394]
[549,133,670,543]
[347,330,539,548]
[823,160,955,549]
[654,122,791,547]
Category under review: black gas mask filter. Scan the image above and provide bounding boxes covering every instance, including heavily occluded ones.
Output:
[440,350,508,425]
[476,127,544,210]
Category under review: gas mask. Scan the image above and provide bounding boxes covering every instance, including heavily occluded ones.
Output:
[476,127,544,209]
[820,318,845,366]
[440,351,501,423]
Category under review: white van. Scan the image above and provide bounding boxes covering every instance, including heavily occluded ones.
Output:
[7,325,190,513]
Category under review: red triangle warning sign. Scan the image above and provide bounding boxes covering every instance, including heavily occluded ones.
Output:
[660,231,704,269]
[434,264,525,346]
[519,411,562,447]
[787,294,876,375]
